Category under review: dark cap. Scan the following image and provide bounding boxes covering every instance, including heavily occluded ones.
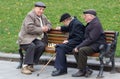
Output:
[60,13,71,22]
[83,9,97,16]
[35,2,46,8]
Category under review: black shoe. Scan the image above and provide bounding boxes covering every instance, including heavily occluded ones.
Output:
[51,69,67,76]
[52,69,58,73]
[85,69,93,77]
[72,70,85,77]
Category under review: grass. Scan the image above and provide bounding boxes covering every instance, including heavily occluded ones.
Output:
[0,0,120,56]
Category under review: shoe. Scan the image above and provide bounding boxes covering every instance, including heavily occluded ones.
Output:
[51,69,67,76]
[21,66,32,75]
[27,65,34,72]
[72,70,85,77]
[52,69,58,73]
[85,69,93,77]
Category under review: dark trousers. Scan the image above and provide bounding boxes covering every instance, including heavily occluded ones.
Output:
[21,39,45,65]
[54,44,73,70]
[74,46,95,70]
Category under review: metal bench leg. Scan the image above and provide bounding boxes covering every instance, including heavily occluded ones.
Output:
[110,55,116,73]
[37,54,56,76]
[17,48,23,69]
[97,54,104,78]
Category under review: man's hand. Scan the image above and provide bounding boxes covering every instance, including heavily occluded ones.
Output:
[73,47,78,53]
[63,40,68,44]
[42,26,49,32]
[55,26,61,30]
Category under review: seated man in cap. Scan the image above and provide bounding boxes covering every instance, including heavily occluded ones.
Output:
[72,9,106,77]
[51,13,85,76]
[17,2,52,74]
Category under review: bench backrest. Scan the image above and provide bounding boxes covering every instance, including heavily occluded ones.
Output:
[46,29,119,55]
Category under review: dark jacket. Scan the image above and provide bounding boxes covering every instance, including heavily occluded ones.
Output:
[58,17,85,51]
[76,17,106,52]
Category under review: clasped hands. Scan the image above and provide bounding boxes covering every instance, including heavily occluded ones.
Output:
[42,26,49,32]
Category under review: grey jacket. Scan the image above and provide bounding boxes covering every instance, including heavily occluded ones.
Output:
[18,10,52,45]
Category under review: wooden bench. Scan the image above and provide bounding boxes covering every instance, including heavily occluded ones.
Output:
[17,28,119,78]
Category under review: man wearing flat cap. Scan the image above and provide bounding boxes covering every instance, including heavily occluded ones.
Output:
[17,2,52,74]
[51,13,85,76]
[72,9,106,77]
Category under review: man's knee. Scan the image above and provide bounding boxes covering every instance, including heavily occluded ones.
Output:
[56,46,66,55]
[29,43,36,49]
[38,42,46,48]
[78,47,94,56]
[78,47,88,56]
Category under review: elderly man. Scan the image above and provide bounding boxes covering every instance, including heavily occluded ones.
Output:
[51,13,85,76]
[72,9,106,77]
[18,2,51,74]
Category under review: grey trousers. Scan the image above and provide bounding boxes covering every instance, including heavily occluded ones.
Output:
[21,39,45,65]
[74,46,96,70]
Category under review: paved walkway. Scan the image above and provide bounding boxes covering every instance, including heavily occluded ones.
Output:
[0,52,120,79]
[0,60,120,79]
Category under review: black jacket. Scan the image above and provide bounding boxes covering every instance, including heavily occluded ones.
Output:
[58,17,85,51]
[76,17,106,52]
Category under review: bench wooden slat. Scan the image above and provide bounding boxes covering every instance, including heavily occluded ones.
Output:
[48,37,67,41]
[106,37,114,41]
[48,34,67,37]
[104,31,116,34]
[106,41,113,43]
[105,34,115,37]
[48,30,65,34]
[48,40,63,44]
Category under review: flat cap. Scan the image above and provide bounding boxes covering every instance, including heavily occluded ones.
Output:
[35,2,46,8]
[60,13,71,22]
[83,9,97,16]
